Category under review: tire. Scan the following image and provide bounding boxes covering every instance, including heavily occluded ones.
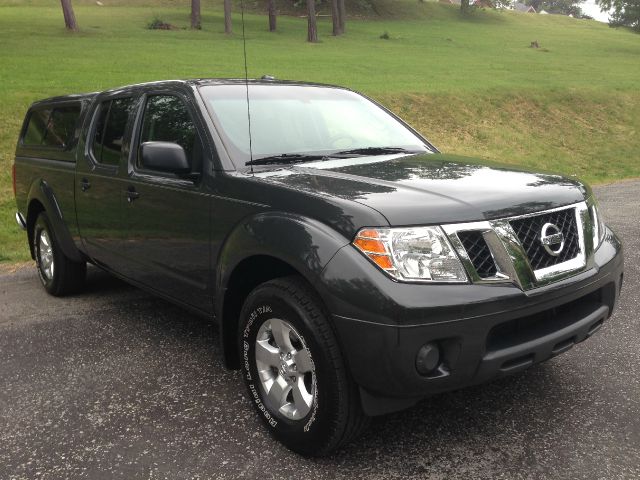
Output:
[238,275,369,456]
[33,212,86,296]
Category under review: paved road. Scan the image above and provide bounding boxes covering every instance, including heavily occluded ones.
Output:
[1,181,638,480]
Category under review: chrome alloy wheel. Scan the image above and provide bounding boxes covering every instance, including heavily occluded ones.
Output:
[255,318,316,421]
[37,229,54,281]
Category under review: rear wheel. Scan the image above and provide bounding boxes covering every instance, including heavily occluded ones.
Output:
[238,276,368,456]
[33,212,86,296]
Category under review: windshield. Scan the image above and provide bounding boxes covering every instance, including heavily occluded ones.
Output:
[199,84,432,168]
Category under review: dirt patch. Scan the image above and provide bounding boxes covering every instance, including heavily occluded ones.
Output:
[0,261,31,275]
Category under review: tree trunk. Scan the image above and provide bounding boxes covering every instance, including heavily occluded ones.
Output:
[268,0,277,31]
[307,0,318,42]
[337,0,346,34]
[60,0,78,31]
[224,0,232,34]
[191,0,201,29]
[331,0,342,35]
[460,0,470,13]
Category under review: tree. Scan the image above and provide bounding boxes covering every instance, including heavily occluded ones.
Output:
[224,0,232,34]
[526,0,585,15]
[60,0,78,31]
[331,0,342,35]
[338,0,346,33]
[493,0,514,8]
[460,0,471,13]
[597,0,640,30]
[267,0,277,31]
[191,0,201,29]
[307,0,318,42]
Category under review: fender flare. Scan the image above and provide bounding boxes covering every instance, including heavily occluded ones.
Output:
[26,179,83,263]
[215,211,351,367]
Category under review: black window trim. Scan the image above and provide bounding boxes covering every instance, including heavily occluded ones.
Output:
[20,100,83,152]
[129,90,206,187]
[86,93,139,171]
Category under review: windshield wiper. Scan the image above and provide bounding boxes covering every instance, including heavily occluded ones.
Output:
[331,146,423,157]
[245,153,327,166]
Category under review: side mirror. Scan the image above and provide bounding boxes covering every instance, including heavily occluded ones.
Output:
[140,141,190,174]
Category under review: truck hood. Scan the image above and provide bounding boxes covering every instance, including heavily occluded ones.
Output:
[255,153,589,226]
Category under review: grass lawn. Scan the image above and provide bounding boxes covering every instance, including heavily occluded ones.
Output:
[1,1,639,263]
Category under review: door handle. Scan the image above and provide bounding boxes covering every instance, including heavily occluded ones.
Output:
[80,178,91,192]
[126,187,140,203]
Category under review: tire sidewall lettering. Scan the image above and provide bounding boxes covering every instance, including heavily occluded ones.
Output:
[303,362,319,432]
[243,304,279,428]
[242,301,319,433]
[248,383,277,428]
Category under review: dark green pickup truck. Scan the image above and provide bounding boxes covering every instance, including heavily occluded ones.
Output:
[13,79,623,455]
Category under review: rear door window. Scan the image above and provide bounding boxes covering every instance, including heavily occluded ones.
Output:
[92,97,135,166]
[22,105,81,148]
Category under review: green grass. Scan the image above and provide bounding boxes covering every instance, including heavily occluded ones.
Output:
[1,1,639,263]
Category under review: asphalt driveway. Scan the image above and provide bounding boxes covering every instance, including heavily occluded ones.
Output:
[1,180,638,479]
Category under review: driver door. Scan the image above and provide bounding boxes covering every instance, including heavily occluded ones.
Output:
[122,92,212,312]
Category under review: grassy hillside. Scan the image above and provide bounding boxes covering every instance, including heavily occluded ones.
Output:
[1,1,639,263]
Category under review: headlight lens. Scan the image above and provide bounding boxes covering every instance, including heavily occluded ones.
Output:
[353,227,468,282]
[589,199,606,249]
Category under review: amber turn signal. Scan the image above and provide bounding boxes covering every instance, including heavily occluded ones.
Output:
[369,254,394,270]
[352,229,394,272]
[353,237,386,254]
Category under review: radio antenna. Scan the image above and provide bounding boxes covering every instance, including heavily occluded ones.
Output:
[240,0,254,174]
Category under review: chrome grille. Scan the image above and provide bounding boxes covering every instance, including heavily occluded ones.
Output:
[509,207,580,270]
[442,201,590,291]
[457,231,497,278]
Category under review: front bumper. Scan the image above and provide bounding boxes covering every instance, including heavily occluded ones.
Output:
[319,229,623,415]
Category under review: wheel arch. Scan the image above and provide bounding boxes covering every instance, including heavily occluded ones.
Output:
[220,255,303,368]
[26,179,83,262]
[26,198,46,259]
[216,212,350,369]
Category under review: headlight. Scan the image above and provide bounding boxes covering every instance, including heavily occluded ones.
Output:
[352,226,468,282]
[589,199,606,249]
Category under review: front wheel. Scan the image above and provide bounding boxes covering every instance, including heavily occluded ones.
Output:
[238,276,368,456]
[33,212,86,296]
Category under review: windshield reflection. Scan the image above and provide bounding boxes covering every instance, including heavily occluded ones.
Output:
[200,84,430,169]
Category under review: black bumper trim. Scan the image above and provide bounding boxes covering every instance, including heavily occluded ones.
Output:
[476,304,609,381]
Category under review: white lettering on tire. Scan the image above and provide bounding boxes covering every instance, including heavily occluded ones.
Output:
[243,305,278,427]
